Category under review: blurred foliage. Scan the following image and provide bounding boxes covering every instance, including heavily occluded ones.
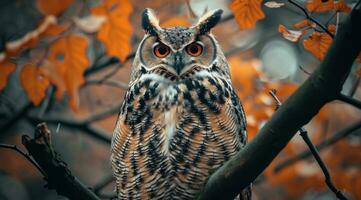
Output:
[0,0,360,199]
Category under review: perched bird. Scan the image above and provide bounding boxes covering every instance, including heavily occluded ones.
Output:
[111,8,250,200]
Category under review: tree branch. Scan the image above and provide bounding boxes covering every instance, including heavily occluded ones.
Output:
[22,123,100,200]
[299,129,348,199]
[197,2,361,199]
[337,93,361,109]
[26,102,123,144]
[287,0,335,37]
[27,116,112,144]
[0,143,46,176]
[274,120,361,172]
[270,89,347,199]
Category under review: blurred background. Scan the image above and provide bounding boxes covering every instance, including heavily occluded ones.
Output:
[0,0,360,199]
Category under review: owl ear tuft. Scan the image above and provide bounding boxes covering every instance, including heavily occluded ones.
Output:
[142,8,161,36]
[194,9,223,35]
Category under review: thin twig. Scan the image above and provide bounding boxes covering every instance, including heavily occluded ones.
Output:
[26,116,112,144]
[84,53,135,77]
[274,120,361,172]
[270,89,348,200]
[0,143,46,176]
[337,93,361,109]
[298,65,312,75]
[287,0,335,38]
[299,129,348,200]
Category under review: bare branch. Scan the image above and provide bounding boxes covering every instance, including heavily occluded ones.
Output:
[270,90,347,199]
[287,0,335,37]
[0,143,46,176]
[26,115,113,144]
[22,123,101,200]
[337,93,361,109]
[299,129,348,199]
[274,120,361,172]
[197,3,361,199]
[84,53,135,77]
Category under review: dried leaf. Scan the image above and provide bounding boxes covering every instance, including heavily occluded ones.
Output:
[48,34,89,110]
[278,24,304,42]
[160,17,191,28]
[91,0,133,63]
[73,15,107,33]
[293,19,311,29]
[303,25,335,60]
[37,0,73,15]
[20,64,50,106]
[229,0,265,30]
[264,1,285,8]
[0,60,16,91]
[306,0,334,12]
[6,16,57,56]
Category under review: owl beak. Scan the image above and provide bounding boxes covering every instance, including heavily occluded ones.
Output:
[173,52,184,75]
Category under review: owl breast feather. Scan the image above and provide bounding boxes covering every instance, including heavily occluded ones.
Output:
[112,71,246,199]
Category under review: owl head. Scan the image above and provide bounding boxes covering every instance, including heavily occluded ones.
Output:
[130,8,229,84]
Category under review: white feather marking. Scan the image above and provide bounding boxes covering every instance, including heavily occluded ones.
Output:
[163,106,177,153]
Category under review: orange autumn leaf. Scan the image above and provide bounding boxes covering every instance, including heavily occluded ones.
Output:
[303,25,335,60]
[0,60,16,91]
[91,0,133,63]
[229,57,263,98]
[293,19,311,29]
[40,60,66,99]
[229,0,265,30]
[20,64,50,106]
[41,23,67,37]
[48,34,89,110]
[37,0,73,15]
[306,0,334,12]
[161,17,191,28]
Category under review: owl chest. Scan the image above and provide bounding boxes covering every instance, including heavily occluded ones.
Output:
[116,76,243,199]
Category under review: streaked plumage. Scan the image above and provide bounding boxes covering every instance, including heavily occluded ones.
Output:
[111,8,249,200]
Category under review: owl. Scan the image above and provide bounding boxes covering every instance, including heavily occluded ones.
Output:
[111,8,250,200]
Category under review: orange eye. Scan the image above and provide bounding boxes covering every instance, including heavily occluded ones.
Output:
[153,43,170,58]
[186,42,203,57]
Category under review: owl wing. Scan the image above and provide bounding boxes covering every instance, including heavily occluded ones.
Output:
[111,79,174,199]
[201,76,250,200]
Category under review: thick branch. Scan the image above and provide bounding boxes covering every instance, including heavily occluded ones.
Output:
[198,3,361,200]
[22,123,100,200]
